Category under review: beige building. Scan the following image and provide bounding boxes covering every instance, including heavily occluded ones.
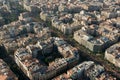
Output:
[74,22,119,52]
[14,37,79,80]
[105,43,120,68]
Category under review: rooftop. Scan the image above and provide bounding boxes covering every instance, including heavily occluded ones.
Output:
[0,59,17,80]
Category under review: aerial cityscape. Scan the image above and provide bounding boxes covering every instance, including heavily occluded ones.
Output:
[0,0,120,80]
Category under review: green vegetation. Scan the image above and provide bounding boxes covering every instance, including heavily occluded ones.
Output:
[39,51,63,65]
